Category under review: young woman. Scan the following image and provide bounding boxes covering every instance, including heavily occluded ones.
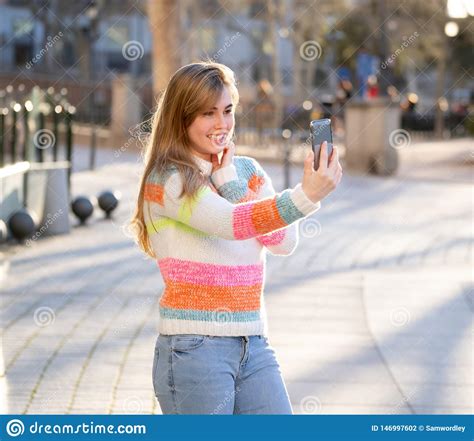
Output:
[130,61,342,414]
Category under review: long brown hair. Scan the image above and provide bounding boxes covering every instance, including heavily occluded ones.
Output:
[129,61,239,258]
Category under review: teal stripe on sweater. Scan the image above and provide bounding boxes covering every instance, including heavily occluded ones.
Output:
[215,157,259,203]
[238,156,258,175]
[218,180,248,203]
[160,306,261,322]
[275,190,305,224]
[147,166,178,185]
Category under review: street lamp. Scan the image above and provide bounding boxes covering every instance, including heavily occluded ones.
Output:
[86,2,98,22]
[444,21,459,37]
[447,0,471,18]
[433,0,471,138]
[325,28,345,96]
[79,1,100,170]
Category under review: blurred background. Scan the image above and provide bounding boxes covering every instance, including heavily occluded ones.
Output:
[0,0,472,415]
[0,0,472,171]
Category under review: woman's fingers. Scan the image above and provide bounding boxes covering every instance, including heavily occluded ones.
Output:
[305,150,315,175]
[211,154,219,167]
[318,141,328,172]
[218,141,236,168]
[221,147,230,166]
[328,146,339,171]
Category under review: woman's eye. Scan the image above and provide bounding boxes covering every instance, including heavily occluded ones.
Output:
[203,110,232,116]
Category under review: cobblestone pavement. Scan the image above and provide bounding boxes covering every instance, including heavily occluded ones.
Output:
[1,138,472,414]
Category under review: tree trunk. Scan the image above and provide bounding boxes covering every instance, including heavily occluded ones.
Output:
[148,0,181,97]
[267,0,283,136]
[434,36,447,139]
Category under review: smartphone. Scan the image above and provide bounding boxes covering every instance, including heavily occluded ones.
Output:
[310,119,333,170]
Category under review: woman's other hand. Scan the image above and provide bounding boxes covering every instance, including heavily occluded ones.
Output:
[301,141,343,204]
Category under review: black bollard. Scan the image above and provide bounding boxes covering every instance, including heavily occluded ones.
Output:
[71,196,94,225]
[97,191,121,219]
[8,209,37,243]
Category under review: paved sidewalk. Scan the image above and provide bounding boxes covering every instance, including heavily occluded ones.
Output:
[1,139,472,414]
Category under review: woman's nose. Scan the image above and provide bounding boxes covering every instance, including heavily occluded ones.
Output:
[215,113,226,128]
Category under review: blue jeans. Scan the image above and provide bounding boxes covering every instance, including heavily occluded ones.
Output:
[152,334,293,414]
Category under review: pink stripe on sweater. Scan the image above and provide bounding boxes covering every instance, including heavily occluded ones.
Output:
[233,204,258,240]
[258,229,286,246]
[158,257,264,286]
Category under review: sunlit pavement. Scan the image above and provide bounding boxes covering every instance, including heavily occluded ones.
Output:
[1,138,471,414]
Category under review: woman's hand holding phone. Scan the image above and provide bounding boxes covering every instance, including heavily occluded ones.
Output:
[301,141,342,204]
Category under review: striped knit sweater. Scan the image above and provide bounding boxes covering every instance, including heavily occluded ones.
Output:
[143,153,321,336]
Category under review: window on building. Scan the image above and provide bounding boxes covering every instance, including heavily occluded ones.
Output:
[106,52,130,71]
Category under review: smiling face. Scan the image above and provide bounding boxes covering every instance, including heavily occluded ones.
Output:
[187,85,235,162]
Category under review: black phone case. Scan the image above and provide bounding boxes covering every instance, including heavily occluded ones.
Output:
[310,119,333,169]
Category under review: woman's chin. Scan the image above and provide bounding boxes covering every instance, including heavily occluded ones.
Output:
[208,142,225,151]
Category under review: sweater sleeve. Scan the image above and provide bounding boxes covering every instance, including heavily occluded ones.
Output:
[211,158,315,254]
[145,168,320,241]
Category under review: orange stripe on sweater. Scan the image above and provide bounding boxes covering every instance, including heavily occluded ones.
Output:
[238,189,259,203]
[248,174,265,193]
[160,281,261,311]
[251,199,287,235]
[144,183,165,205]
